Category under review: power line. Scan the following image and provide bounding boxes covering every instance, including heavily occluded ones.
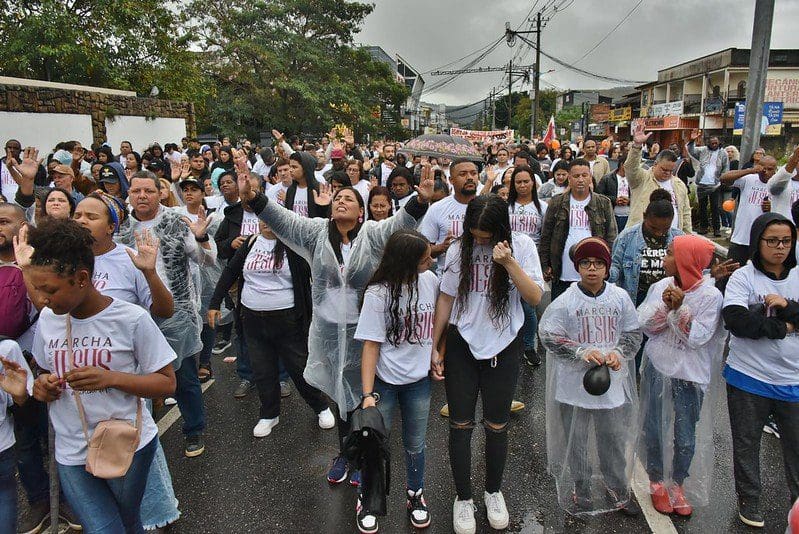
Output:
[571,0,645,66]
[420,37,506,75]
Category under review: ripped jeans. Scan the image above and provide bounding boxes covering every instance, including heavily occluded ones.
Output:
[444,326,521,500]
[373,376,431,491]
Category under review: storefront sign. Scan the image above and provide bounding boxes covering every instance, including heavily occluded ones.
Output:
[590,104,610,123]
[608,107,632,121]
[650,101,684,117]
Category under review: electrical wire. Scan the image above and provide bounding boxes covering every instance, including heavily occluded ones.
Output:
[571,0,645,66]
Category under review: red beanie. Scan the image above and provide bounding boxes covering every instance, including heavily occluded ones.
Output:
[571,237,612,274]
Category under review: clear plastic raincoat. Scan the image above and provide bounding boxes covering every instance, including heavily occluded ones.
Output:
[255,197,427,418]
[116,206,217,361]
[635,275,725,507]
[540,282,642,515]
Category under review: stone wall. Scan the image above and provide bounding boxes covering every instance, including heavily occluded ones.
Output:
[0,83,195,146]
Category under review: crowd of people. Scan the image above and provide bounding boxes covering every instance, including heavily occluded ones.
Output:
[0,123,798,534]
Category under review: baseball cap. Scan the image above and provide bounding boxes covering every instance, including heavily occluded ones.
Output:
[98,165,119,184]
[179,176,203,190]
[331,148,346,159]
[52,164,75,178]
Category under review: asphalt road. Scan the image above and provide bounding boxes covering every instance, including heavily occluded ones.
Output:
[152,346,793,534]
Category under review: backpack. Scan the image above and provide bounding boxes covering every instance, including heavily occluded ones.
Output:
[0,264,31,339]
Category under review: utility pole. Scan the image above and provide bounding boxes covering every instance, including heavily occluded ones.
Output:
[491,89,497,129]
[532,11,542,140]
[508,60,513,129]
[740,0,775,164]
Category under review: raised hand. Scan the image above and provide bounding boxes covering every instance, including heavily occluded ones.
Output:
[271,129,284,141]
[312,182,332,206]
[632,122,652,146]
[710,258,739,280]
[12,223,33,268]
[689,129,702,142]
[171,160,183,182]
[0,356,29,402]
[415,164,435,203]
[183,207,211,239]
[5,147,41,194]
[179,159,190,180]
[126,230,159,274]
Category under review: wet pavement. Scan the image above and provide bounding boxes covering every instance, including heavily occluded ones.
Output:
[153,346,793,534]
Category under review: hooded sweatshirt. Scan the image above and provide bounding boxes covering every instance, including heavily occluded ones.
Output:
[285,151,330,219]
[723,212,799,395]
[673,235,715,291]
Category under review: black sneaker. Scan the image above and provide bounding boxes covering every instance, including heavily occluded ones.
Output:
[738,500,764,528]
[356,496,378,534]
[605,487,640,516]
[185,434,205,458]
[233,379,254,398]
[763,415,780,439]
[211,339,231,355]
[524,347,542,366]
[59,501,83,531]
[18,499,49,534]
[572,482,593,512]
[406,488,431,528]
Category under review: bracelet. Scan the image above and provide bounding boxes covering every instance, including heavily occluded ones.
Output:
[195,234,210,243]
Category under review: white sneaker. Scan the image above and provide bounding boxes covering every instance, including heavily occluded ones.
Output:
[253,417,279,438]
[452,498,477,534]
[164,397,177,406]
[484,491,509,529]
[317,408,335,430]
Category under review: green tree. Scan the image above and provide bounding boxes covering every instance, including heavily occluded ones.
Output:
[187,0,409,139]
[555,105,584,135]
[0,1,209,106]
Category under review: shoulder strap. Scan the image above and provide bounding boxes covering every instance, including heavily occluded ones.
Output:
[69,315,141,445]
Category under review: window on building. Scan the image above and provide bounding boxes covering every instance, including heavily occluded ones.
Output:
[712,85,721,98]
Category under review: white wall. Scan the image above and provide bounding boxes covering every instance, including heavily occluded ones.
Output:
[0,111,93,152]
[105,116,187,153]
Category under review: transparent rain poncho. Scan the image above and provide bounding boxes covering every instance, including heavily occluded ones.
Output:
[117,206,216,361]
[540,282,642,515]
[635,276,725,507]
[257,199,423,418]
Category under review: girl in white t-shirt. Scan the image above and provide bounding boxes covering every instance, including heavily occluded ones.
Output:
[431,195,544,533]
[354,230,437,533]
[21,218,176,533]
[208,220,333,439]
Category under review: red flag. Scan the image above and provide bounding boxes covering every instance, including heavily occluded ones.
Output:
[542,115,556,145]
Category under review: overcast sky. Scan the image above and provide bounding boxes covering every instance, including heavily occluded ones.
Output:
[355,0,799,107]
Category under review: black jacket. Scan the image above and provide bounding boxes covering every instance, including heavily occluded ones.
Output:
[209,234,314,333]
[214,202,246,261]
[286,152,330,219]
[343,407,391,516]
[595,171,620,206]
[722,212,799,339]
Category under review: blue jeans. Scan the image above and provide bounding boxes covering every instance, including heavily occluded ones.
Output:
[140,437,180,530]
[373,376,431,491]
[175,355,206,436]
[521,301,538,350]
[615,215,628,232]
[0,446,17,534]
[642,363,704,485]
[58,436,157,534]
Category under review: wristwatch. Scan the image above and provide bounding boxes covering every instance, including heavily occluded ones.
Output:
[361,392,380,403]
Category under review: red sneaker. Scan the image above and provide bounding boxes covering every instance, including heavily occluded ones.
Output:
[650,482,673,514]
[669,485,693,517]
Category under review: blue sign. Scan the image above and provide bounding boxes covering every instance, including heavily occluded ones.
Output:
[734,101,784,132]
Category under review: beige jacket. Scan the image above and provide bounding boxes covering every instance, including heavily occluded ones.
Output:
[587,156,610,182]
[624,145,692,232]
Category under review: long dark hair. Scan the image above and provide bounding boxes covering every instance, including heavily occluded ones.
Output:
[507,165,542,214]
[328,186,364,264]
[456,195,512,326]
[366,230,430,346]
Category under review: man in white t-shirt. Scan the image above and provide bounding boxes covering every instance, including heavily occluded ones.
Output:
[719,156,779,266]
[265,158,293,206]
[540,159,618,302]
[418,159,479,270]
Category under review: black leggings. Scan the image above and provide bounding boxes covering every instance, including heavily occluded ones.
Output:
[444,326,521,500]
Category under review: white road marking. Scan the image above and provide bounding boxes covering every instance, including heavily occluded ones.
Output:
[157,379,215,436]
[632,460,679,534]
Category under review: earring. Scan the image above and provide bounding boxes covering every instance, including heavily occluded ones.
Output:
[358,216,363,223]
[79,282,85,288]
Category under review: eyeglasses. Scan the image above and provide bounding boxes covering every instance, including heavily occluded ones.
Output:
[761,237,792,248]
[578,259,606,269]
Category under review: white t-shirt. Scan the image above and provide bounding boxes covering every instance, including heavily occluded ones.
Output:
[724,263,799,385]
[239,209,260,236]
[379,163,394,186]
[418,195,469,270]
[32,300,176,465]
[731,174,770,246]
[240,236,294,311]
[560,195,592,282]
[699,150,720,186]
[658,179,680,230]
[354,271,439,385]
[266,183,290,207]
[0,339,33,453]
[549,283,639,409]
[292,186,309,217]
[92,244,153,311]
[615,175,631,217]
[0,162,19,202]
[510,200,547,244]
[351,180,372,206]
[440,233,544,359]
